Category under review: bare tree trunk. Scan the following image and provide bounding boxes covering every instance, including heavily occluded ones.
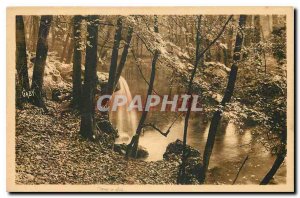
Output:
[80,16,98,139]
[126,16,159,158]
[106,17,122,95]
[232,155,249,184]
[260,154,285,185]
[114,26,133,88]
[200,15,247,183]
[31,16,52,109]
[16,16,30,107]
[260,130,287,185]
[177,15,202,184]
[71,15,82,109]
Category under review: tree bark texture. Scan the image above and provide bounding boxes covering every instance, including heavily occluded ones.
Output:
[80,15,99,140]
[72,15,82,109]
[31,15,53,108]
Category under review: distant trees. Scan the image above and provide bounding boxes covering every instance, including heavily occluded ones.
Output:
[16,16,30,107]
[271,24,286,64]
[60,25,72,63]
[31,16,53,109]
[79,16,99,140]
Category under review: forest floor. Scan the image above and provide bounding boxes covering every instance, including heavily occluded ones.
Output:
[15,100,285,185]
[15,101,183,185]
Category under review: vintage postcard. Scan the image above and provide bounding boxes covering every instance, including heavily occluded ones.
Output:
[7,7,294,192]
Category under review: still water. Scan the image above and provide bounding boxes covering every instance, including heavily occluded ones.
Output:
[108,58,286,184]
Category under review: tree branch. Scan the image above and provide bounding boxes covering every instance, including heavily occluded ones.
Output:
[232,155,249,184]
[143,113,183,137]
[196,15,233,63]
[131,49,161,96]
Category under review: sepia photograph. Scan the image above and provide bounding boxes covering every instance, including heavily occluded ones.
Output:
[6,7,294,192]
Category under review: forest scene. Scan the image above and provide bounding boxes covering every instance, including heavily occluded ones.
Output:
[15,14,288,185]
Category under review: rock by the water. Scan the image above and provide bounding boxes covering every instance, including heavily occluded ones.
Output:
[163,139,200,160]
[113,143,127,155]
[136,146,149,159]
[163,139,203,183]
[113,143,149,159]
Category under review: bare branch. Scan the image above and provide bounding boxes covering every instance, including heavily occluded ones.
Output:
[196,15,233,63]
[130,49,161,96]
[232,155,249,184]
[143,113,183,137]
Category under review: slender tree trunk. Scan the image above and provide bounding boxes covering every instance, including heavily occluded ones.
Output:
[16,16,30,90]
[106,17,122,95]
[16,16,30,107]
[253,15,261,43]
[260,154,285,185]
[140,37,143,57]
[272,15,279,29]
[114,26,133,88]
[268,15,273,33]
[260,28,268,74]
[223,47,228,66]
[80,16,98,139]
[72,15,82,109]
[184,18,189,49]
[216,45,222,62]
[200,15,247,183]
[260,130,287,185]
[51,24,56,52]
[227,27,234,64]
[177,15,202,184]
[28,16,34,47]
[31,16,52,109]
[66,37,74,64]
[135,37,139,56]
[126,16,159,158]
[31,16,39,52]
[243,16,252,47]
[60,27,71,62]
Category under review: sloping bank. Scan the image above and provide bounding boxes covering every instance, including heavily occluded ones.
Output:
[15,101,188,185]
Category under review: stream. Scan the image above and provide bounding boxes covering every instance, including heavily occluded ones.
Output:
[106,58,286,184]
